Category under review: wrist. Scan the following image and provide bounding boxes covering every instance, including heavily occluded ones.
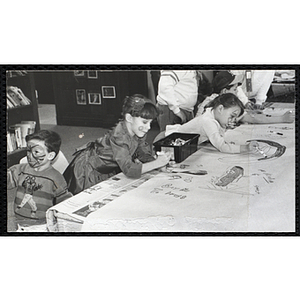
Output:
[172,107,180,115]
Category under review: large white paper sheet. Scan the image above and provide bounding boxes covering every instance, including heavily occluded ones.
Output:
[81,121,295,233]
[46,172,159,231]
[46,102,295,233]
[82,172,250,232]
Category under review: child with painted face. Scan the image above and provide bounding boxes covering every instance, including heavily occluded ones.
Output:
[164,93,258,153]
[63,94,171,195]
[7,130,72,228]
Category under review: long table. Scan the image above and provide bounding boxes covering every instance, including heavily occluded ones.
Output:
[46,103,296,233]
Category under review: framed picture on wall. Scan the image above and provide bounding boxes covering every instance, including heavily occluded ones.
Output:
[88,71,98,79]
[74,70,85,76]
[76,89,87,105]
[88,93,101,105]
[102,86,116,98]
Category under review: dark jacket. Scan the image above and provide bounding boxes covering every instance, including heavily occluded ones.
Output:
[63,121,155,195]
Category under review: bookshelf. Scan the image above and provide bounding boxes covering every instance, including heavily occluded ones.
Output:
[7,71,40,168]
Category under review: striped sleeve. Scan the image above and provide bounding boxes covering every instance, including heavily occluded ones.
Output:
[157,70,182,114]
[160,70,180,83]
[7,164,22,189]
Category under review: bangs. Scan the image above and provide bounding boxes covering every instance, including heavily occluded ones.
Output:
[137,102,159,119]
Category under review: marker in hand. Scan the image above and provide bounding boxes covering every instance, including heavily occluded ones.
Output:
[254,145,267,158]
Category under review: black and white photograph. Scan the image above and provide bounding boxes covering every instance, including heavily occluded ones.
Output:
[102,85,116,98]
[88,70,98,79]
[4,67,297,234]
[88,92,101,105]
[2,4,300,300]
[76,89,87,105]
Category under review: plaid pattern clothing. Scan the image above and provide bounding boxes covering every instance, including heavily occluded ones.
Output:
[7,164,71,220]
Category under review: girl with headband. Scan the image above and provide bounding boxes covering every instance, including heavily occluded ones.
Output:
[64,94,171,195]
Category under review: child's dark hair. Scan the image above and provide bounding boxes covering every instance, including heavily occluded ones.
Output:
[25,130,61,157]
[122,94,159,119]
[207,93,245,117]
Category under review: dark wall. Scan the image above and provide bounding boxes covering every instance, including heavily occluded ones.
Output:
[51,70,148,128]
[33,72,55,104]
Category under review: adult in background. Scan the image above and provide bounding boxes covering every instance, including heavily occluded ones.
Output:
[156,70,199,132]
[196,71,247,117]
[231,70,275,109]
[195,70,293,125]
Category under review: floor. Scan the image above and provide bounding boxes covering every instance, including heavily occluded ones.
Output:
[38,104,57,125]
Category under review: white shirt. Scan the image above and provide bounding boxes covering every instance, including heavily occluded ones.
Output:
[157,70,198,114]
[240,70,275,105]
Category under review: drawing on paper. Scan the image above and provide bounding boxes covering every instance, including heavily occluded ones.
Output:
[73,200,111,218]
[218,139,286,164]
[249,139,286,161]
[145,172,251,197]
[160,165,250,195]
[203,165,250,195]
[214,166,244,187]
[149,180,190,200]
[268,125,293,131]
[165,163,208,176]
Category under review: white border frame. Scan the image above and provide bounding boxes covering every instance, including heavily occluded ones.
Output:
[88,92,102,105]
[102,86,116,98]
[88,70,98,79]
[76,89,87,105]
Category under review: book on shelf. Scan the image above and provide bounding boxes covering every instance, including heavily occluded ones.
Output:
[10,132,17,151]
[14,125,22,148]
[20,121,36,147]
[8,121,36,152]
[6,86,32,108]
[7,132,14,153]
[7,71,28,78]
[7,92,20,107]
[7,97,14,109]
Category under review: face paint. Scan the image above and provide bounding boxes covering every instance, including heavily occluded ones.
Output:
[27,145,47,167]
[128,117,152,138]
[26,139,51,169]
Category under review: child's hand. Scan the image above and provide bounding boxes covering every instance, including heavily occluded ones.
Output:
[245,101,255,110]
[134,158,141,164]
[175,110,187,123]
[227,120,238,129]
[245,102,264,111]
[248,141,260,154]
[240,141,259,154]
[156,151,172,167]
